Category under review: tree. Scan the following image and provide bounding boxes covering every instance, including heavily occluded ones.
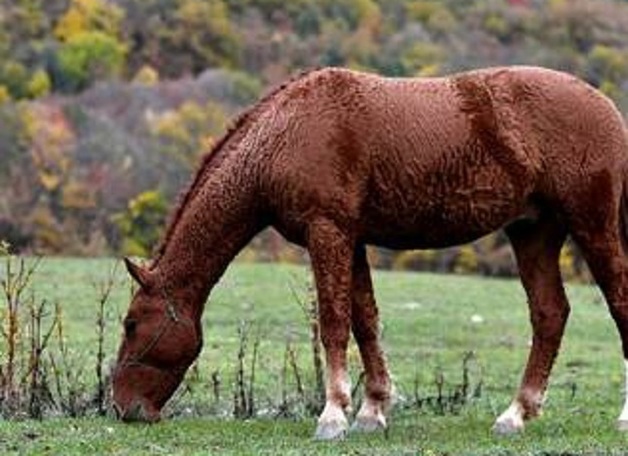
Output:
[0,0,56,99]
[52,0,126,92]
[149,100,228,169]
[54,0,124,42]
[113,190,168,257]
[27,69,52,98]
[111,0,175,76]
[163,0,242,73]
[55,31,127,91]
[20,103,76,205]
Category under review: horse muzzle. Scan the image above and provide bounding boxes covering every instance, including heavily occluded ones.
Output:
[113,399,161,423]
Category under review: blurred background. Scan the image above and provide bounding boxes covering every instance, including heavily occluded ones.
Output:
[0,0,626,279]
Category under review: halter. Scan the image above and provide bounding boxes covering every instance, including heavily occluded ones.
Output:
[115,288,196,377]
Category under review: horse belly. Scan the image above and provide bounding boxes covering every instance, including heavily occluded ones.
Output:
[362,161,526,249]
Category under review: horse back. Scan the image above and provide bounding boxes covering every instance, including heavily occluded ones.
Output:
[351,67,626,248]
[259,67,626,249]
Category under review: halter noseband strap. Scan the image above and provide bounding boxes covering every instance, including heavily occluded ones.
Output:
[117,288,195,375]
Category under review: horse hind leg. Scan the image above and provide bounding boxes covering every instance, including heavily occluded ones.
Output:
[567,197,628,430]
[349,245,392,433]
[493,216,569,435]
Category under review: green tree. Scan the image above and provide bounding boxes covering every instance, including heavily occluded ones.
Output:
[56,31,127,91]
[0,61,29,98]
[27,68,51,98]
[113,190,168,257]
[587,45,628,86]
[163,0,242,73]
[0,0,56,99]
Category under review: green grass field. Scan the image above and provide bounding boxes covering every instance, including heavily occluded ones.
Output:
[2,258,628,455]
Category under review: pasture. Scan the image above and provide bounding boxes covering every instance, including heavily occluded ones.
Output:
[2,257,628,455]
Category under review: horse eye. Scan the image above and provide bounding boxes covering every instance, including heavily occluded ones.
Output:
[124,319,137,336]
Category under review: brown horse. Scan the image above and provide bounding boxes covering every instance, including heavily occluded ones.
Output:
[112,66,628,439]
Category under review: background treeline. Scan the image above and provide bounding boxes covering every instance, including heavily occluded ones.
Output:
[0,0,627,278]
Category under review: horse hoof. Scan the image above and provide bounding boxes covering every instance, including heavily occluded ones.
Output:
[314,419,348,440]
[618,420,628,431]
[492,417,524,436]
[493,402,525,436]
[350,413,387,433]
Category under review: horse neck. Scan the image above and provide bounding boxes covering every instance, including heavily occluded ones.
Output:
[152,157,263,319]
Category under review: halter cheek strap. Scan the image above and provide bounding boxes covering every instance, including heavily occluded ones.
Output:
[116,291,196,375]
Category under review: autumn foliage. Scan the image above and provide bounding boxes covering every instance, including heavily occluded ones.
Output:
[0,0,626,278]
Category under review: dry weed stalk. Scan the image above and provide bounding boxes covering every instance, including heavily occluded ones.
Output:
[233,320,260,419]
[48,306,88,417]
[1,253,41,409]
[211,370,221,404]
[278,334,303,417]
[92,263,118,415]
[288,277,325,412]
[0,250,48,416]
[24,298,57,418]
[0,250,61,418]
[411,351,482,415]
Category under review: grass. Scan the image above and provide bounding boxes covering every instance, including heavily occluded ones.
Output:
[1,257,628,455]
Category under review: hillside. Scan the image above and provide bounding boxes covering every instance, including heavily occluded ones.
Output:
[0,0,626,276]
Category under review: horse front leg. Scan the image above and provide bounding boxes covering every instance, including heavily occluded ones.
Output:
[307,218,355,440]
[350,245,391,433]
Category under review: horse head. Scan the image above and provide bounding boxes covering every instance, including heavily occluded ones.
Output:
[112,258,201,423]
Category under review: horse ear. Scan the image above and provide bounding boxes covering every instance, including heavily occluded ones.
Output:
[124,257,152,289]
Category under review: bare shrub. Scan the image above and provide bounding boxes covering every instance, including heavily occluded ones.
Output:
[410,351,483,415]
[0,250,50,418]
[0,248,116,419]
[48,310,90,417]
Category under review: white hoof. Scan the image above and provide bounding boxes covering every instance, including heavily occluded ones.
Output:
[314,403,349,440]
[351,400,387,434]
[351,413,386,434]
[493,417,524,435]
[314,418,348,440]
[493,403,525,435]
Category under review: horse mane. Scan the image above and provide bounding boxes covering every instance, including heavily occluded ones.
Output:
[149,68,321,268]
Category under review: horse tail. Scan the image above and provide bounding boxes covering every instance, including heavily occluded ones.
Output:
[620,160,628,256]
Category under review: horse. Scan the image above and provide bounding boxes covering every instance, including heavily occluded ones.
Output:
[112,65,628,439]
